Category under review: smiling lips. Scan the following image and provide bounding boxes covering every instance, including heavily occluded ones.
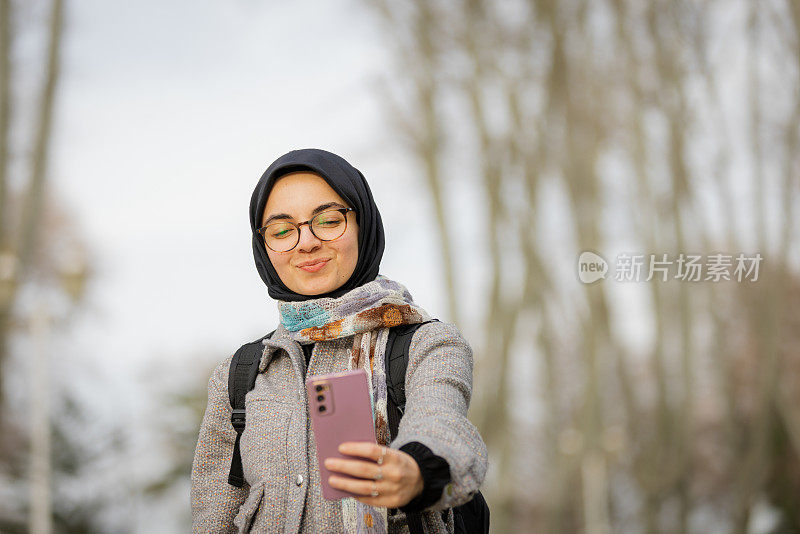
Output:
[297,259,330,273]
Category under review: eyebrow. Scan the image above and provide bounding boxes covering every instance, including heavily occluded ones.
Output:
[261,201,347,227]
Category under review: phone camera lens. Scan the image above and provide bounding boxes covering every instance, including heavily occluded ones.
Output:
[315,385,324,392]
[318,405,326,413]
[316,395,324,402]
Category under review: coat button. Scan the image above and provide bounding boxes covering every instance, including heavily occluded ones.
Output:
[295,474,303,486]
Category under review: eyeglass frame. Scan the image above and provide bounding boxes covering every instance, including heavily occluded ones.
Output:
[256,207,355,253]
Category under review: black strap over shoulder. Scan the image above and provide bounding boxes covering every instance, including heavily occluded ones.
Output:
[384,320,439,440]
[227,331,274,488]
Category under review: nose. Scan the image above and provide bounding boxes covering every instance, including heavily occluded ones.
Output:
[296,223,321,252]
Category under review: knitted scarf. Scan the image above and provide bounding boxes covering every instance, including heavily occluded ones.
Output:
[278,275,431,534]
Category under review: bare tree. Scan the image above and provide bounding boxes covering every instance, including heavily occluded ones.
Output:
[0,0,69,419]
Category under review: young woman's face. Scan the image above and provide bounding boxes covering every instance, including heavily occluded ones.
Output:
[261,171,359,296]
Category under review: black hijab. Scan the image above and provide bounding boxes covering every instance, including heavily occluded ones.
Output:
[249,148,385,301]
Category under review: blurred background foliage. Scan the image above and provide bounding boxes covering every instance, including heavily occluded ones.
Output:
[1,0,799,533]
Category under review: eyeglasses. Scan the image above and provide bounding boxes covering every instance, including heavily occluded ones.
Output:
[257,208,354,253]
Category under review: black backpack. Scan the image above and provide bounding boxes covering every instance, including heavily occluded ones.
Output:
[226,322,490,534]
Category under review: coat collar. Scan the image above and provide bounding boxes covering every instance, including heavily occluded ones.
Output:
[259,322,307,380]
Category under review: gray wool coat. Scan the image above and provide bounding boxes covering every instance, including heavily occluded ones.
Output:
[190,319,488,533]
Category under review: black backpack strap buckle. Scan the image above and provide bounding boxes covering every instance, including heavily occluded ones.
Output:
[231,409,246,432]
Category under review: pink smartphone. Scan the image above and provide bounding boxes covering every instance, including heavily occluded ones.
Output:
[306,368,377,500]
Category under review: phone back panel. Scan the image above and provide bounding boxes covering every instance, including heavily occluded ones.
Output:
[306,368,376,500]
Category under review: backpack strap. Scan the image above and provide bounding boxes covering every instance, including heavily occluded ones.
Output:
[385,320,439,534]
[385,319,440,434]
[227,331,274,488]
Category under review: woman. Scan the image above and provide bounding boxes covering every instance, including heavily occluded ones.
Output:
[191,149,487,533]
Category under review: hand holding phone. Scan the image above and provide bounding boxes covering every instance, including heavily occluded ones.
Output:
[325,441,425,509]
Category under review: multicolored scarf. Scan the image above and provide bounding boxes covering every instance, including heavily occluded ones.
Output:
[278,275,431,534]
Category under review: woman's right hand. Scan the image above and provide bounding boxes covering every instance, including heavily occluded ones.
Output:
[324,442,424,508]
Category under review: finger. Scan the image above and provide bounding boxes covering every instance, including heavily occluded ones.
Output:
[354,488,405,509]
[338,442,388,462]
[324,457,382,479]
[328,475,385,497]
